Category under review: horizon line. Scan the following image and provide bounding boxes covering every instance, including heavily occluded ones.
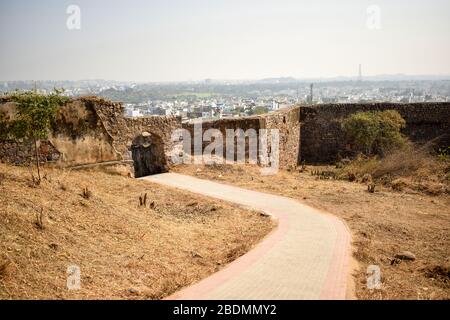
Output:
[2,73,450,84]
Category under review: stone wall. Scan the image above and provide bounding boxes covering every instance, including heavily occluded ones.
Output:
[0,96,182,175]
[0,140,60,165]
[182,116,262,160]
[299,103,450,163]
[264,107,300,170]
[182,102,449,167]
[182,107,301,170]
[2,96,448,172]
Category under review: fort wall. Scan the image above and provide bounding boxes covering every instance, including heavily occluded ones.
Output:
[0,97,182,175]
[1,96,448,173]
[299,103,450,163]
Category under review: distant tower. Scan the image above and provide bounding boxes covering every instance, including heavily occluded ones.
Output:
[309,83,314,103]
[358,64,362,82]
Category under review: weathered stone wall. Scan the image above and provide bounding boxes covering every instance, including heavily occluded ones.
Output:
[264,107,300,170]
[299,103,450,163]
[182,117,262,161]
[183,102,449,168]
[2,96,448,172]
[80,97,181,170]
[50,99,120,165]
[0,140,60,165]
[0,97,182,175]
[182,107,301,170]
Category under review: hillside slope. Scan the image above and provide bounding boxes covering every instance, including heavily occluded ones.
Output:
[0,164,274,299]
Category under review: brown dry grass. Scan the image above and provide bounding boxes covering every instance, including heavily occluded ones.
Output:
[173,163,450,300]
[0,163,274,300]
[336,145,450,195]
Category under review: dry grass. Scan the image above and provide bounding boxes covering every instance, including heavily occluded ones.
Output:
[0,163,274,300]
[174,163,450,300]
[336,145,450,195]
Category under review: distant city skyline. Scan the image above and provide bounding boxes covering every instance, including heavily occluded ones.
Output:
[1,0,450,82]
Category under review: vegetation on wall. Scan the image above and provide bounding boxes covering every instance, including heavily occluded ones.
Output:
[0,89,68,182]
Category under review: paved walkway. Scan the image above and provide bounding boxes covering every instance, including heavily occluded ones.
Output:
[142,173,352,300]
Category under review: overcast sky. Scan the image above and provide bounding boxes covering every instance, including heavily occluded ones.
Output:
[1,0,449,82]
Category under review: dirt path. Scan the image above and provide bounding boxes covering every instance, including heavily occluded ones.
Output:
[143,173,354,300]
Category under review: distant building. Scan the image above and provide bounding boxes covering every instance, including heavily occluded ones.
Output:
[308,83,314,103]
[126,109,142,117]
[358,64,362,82]
[272,100,279,110]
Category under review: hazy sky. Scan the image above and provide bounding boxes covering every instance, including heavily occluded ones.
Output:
[1,0,449,82]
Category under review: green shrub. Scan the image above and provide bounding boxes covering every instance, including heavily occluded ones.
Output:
[341,110,407,156]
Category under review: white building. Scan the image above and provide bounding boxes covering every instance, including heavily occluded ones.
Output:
[272,100,280,110]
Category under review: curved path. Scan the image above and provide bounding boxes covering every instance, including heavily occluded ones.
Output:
[142,173,352,300]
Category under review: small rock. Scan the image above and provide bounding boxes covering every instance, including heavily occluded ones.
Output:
[395,251,416,261]
[191,251,203,259]
[128,288,140,294]
[196,168,202,173]
[128,285,151,296]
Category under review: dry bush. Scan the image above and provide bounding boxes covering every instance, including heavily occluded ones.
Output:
[81,186,92,199]
[367,183,376,193]
[423,264,450,288]
[391,178,408,191]
[337,143,449,195]
[139,193,148,207]
[336,155,379,181]
[34,209,45,230]
[371,144,431,179]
